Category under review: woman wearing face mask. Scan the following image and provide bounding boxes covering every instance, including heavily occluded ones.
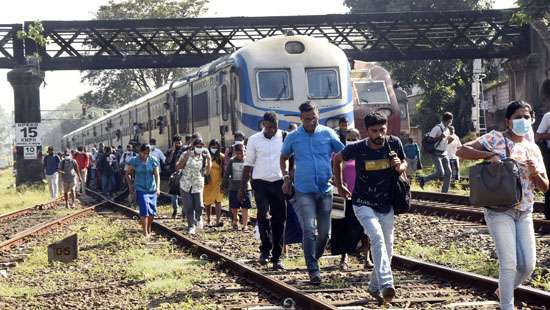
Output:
[203,139,225,227]
[457,100,549,310]
[330,129,372,270]
[176,138,212,234]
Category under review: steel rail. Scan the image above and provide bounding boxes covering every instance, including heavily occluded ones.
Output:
[412,190,545,213]
[0,197,64,222]
[104,199,337,310]
[392,255,550,307]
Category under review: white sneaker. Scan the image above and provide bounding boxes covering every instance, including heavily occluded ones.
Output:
[197,219,204,230]
[188,226,196,235]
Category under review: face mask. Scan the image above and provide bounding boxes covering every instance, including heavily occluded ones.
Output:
[511,118,531,136]
[210,148,218,154]
[194,147,205,155]
[234,140,244,145]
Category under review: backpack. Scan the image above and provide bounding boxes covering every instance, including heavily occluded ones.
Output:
[168,169,184,195]
[422,124,444,154]
[386,137,411,215]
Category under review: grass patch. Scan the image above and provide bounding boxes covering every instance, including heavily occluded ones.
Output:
[0,283,37,298]
[396,240,499,277]
[0,168,50,215]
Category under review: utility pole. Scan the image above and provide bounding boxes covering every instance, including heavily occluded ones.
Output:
[8,65,45,186]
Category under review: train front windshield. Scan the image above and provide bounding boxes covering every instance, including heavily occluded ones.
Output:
[354,81,390,105]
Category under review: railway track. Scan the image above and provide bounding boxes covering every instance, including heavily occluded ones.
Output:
[152,192,550,309]
[410,191,550,233]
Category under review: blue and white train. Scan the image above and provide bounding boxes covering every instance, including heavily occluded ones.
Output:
[62,34,353,151]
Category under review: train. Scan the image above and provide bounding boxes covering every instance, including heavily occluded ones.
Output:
[63,34,410,153]
[63,34,354,151]
[351,61,409,138]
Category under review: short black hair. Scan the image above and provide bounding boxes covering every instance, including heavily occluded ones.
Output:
[233,143,244,152]
[505,100,533,119]
[442,112,453,122]
[149,138,156,145]
[139,144,151,153]
[339,117,348,124]
[263,111,278,124]
[364,112,387,129]
[77,146,83,152]
[209,139,220,147]
[184,134,192,142]
[173,135,182,142]
[192,138,204,146]
[299,101,317,114]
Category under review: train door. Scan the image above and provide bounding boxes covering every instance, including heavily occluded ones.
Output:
[177,95,189,136]
[147,102,152,143]
[230,71,239,134]
[168,92,177,145]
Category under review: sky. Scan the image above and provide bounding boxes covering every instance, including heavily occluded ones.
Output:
[0,0,518,114]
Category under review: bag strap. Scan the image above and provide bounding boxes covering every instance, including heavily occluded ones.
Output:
[502,132,511,158]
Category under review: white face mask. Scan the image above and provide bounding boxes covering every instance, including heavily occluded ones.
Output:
[511,118,531,137]
[194,147,205,155]
[210,148,218,154]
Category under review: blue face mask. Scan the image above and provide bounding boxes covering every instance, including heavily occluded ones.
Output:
[511,118,531,137]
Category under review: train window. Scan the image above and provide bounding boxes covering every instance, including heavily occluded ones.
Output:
[306,68,340,99]
[256,70,292,100]
[221,85,229,121]
[192,92,209,127]
[354,81,390,104]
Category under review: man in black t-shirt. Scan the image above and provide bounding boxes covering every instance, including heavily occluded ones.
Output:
[333,112,407,305]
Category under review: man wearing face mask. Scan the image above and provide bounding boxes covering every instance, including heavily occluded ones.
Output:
[280,101,345,285]
[333,112,406,304]
[241,112,287,270]
[536,111,550,220]
[419,112,454,193]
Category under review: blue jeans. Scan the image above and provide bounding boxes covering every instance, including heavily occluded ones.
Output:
[484,208,536,310]
[171,194,180,214]
[294,191,332,276]
[182,190,203,229]
[101,174,112,195]
[425,153,452,193]
[353,205,394,292]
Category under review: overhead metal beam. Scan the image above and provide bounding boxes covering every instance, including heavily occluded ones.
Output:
[0,9,533,70]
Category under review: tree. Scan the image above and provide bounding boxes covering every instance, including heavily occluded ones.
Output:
[344,0,493,136]
[80,0,209,109]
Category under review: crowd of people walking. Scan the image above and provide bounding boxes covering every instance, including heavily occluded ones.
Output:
[42,98,550,309]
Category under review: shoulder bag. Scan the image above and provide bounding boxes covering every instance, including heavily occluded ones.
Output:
[469,134,523,211]
[386,137,411,215]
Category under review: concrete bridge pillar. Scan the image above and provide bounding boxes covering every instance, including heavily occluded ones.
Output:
[7,65,45,186]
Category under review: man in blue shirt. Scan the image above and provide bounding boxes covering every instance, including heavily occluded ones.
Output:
[43,146,61,199]
[280,101,344,285]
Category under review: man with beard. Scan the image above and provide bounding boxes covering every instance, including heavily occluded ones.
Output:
[280,101,344,285]
[333,112,406,304]
[167,135,186,218]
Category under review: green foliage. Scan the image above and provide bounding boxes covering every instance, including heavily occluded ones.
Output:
[16,20,48,48]
[80,0,209,109]
[511,0,550,24]
[343,0,493,13]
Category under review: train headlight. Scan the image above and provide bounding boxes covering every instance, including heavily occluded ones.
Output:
[325,118,339,129]
[377,108,392,118]
[285,41,305,54]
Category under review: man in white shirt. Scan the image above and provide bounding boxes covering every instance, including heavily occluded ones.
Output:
[419,112,454,193]
[239,112,287,270]
[446,126,462,182]
[536,111,550,219]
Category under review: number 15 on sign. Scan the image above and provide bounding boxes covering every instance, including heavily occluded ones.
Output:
[15,123,42,146]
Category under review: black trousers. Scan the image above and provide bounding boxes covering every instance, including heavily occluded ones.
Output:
[252,179,287,261]
[542,148,550,220]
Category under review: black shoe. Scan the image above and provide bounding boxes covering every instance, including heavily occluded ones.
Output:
[418,177,426,189]
[171,211,177,219]
[272,260,284,270]
[368,289,383,305]
[309,274,321,286]
[259,253,270,265]
[381,286,396,303]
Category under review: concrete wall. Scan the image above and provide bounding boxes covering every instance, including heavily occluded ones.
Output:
[484,80,510,130]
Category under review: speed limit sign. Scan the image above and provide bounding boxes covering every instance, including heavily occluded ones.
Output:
[15,123,42,146]
[23,146,37,159]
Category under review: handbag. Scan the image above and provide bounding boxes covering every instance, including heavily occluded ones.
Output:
[469,135,523,211]
[386,138,411,215]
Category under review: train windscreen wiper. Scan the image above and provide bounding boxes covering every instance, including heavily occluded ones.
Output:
[325,76,333,98]
[276,78,287,100]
